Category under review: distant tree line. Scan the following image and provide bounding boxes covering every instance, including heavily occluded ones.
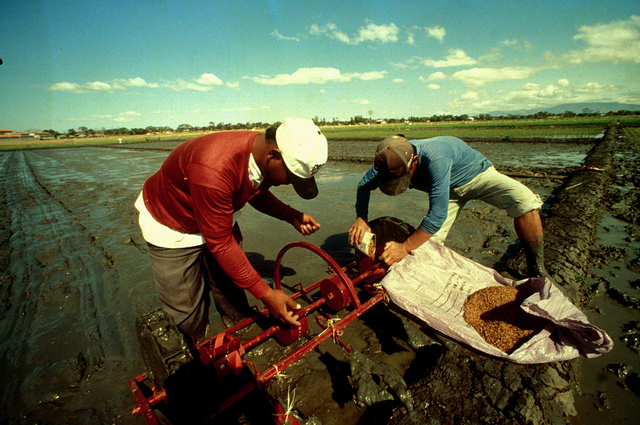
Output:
[42,109,639,137]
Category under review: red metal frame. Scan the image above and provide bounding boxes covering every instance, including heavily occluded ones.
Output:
[128,241,387,424]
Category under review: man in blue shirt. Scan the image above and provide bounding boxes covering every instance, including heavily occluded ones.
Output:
[349,135,549,278]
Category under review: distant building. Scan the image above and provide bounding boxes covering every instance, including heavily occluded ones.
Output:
[0,129,21,139]
[0,130,54,140]
[34,132,55,140]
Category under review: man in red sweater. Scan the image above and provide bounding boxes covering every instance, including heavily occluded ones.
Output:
[135,118,328,340]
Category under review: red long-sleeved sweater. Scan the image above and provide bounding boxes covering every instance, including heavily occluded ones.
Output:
[142,131,300,299]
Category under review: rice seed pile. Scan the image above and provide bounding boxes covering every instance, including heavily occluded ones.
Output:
[463,285,549,353]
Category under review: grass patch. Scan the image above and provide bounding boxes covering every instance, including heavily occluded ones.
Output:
[320,116,639,140]
[321,123,606,140]
[2,116,639,151]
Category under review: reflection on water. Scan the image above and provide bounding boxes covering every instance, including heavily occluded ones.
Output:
[468,141,594,168]
[331,140,595,169]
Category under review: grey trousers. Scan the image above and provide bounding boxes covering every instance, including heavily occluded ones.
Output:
[146,224,250,340]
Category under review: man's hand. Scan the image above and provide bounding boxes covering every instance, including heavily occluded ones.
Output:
[348,217,371,246]
[293,213,320,236]
[379,241,410,266]
[379,228,433,266]
[261,288,302,327]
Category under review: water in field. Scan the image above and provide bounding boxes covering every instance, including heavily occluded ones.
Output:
[469,141,594,168]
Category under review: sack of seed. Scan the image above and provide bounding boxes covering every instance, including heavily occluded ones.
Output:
[381,240,613,364]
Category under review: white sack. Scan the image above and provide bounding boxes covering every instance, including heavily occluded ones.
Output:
[381,240,613,364]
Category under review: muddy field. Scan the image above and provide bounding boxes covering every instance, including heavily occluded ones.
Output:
[0,128,639,424]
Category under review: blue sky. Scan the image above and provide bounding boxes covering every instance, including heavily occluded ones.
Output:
[1,0,639,132]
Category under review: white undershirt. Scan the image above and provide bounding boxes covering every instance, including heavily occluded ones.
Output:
[135,153,263,248]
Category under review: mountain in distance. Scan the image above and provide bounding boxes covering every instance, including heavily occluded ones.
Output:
[487,102,640,116]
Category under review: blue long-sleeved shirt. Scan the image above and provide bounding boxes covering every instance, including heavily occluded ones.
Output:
[355,136,492,235]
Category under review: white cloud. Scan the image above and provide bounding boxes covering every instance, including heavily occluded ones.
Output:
[48,75,232,94]
[451,76,623,113]
[123,77,159,88]
[428,84,440,90]
[460,91,480,101]
[196,73,224,86]
[247,67,386,85]
[560,15,640,64]
[271,29,300,41]
[419,49,479,68]
[499,39,534,52]
[87,81,114,91]
[354,71,387,81]
[502,83,566,106]
[249,68,346,85]
[463,78,624,113]
[165,79,211,91]
[426,26,446,42]
[310,21,399,44]
[452,67,536,87]
[428,71,447,81]
[393,78,405,83]
[357,22,399,43]
[165,74,236,91]
[310,23,350,43]
[50,77,160,93]
[49,82,83,93]
[573,82,618,93]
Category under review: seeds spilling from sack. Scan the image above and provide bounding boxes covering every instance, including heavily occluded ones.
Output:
[463,285,549,353]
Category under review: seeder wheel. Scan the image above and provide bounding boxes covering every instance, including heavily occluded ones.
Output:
[274,242,361,309]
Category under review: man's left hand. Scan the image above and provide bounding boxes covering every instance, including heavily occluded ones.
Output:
[379,241,410,266]
[293,213,321,235]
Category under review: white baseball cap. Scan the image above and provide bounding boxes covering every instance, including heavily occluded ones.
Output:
[276,118,328,199]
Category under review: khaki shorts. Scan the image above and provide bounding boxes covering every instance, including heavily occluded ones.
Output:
[432,167,543,243]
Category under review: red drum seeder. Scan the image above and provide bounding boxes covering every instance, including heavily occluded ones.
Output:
[128,241,387,425]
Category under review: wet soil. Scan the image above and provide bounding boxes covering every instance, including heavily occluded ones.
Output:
[0,128,638,424]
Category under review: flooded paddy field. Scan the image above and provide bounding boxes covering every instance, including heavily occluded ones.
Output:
[0,132,638,424]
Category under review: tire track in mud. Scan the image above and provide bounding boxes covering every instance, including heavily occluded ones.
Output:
[0,154,14,318]
[0,151,132,423]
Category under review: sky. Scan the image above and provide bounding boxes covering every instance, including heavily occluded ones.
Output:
[1,0,639,133]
